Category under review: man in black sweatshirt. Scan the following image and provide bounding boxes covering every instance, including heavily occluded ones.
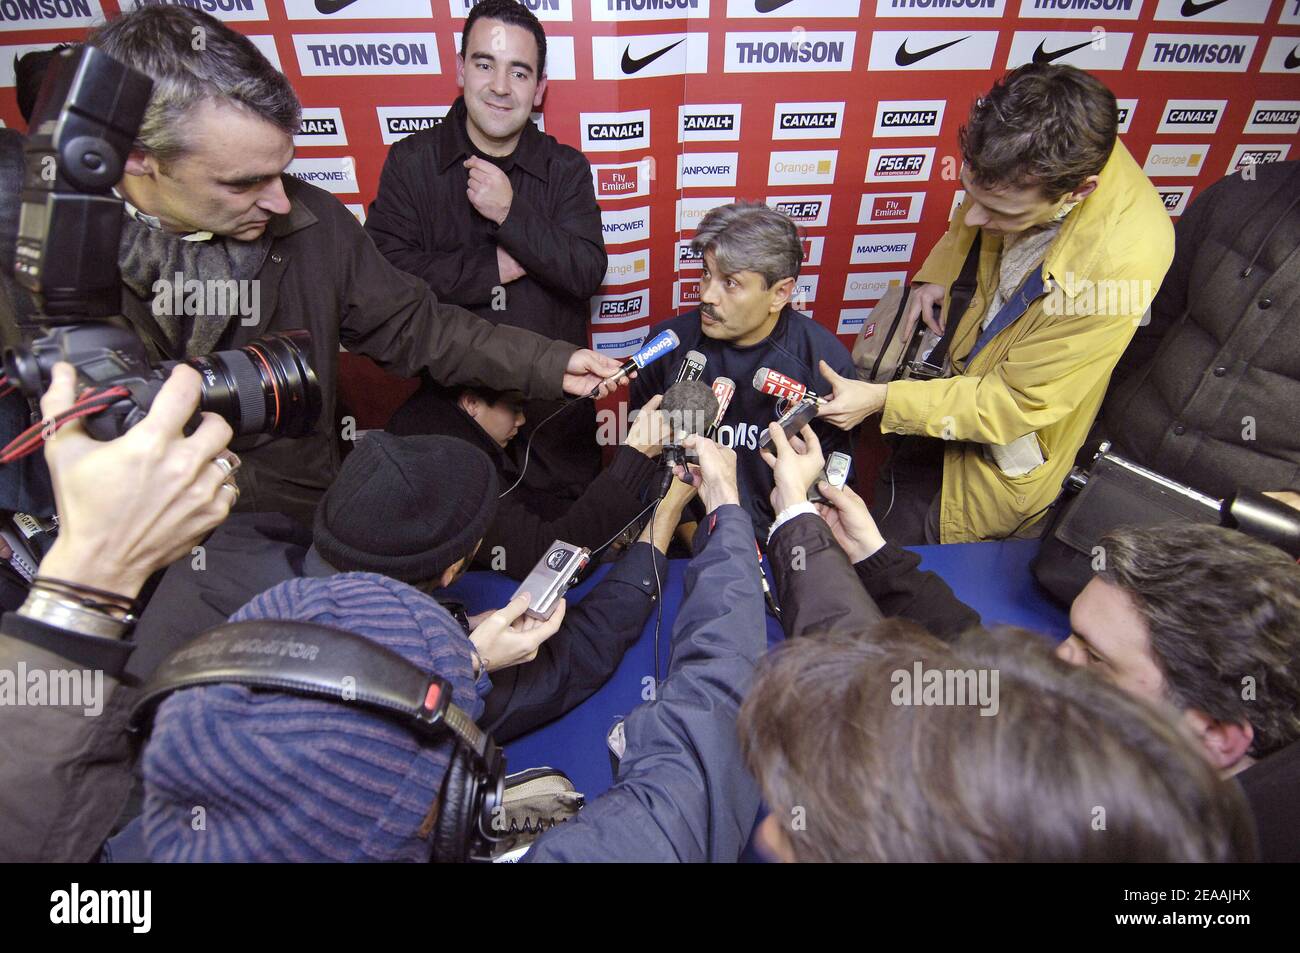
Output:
[630,202,856,542]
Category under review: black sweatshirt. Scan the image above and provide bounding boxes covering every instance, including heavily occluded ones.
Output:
[630,306,856,542]
[366,98,607,501]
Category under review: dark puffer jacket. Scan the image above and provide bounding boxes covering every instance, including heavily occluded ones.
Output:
[1101,161,1300,497]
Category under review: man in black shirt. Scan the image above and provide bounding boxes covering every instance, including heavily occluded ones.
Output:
[365,0,606,510]
[630,202,855,542]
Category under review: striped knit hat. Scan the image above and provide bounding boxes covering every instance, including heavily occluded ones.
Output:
[142,572,488,862]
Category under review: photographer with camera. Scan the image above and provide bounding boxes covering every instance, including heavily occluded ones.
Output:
[0,362,236,861]
[3,7,623,530]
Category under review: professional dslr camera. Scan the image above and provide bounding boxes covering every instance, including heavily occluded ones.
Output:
[2,45,320,443]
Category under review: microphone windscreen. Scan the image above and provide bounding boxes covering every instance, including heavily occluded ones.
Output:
[662,379,720,442]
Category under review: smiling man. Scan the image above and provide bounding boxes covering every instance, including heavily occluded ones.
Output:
[366,0,607,516]
[816,64,1174,544]
[629,202,855,541]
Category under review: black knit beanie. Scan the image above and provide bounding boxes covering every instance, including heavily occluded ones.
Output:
[313,433,499,584]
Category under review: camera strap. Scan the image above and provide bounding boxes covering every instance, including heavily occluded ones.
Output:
[925,232,982,374]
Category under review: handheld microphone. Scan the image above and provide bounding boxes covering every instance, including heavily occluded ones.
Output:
[707,376,735,438]
[674,349,707,385]
[753,366,826,405]
[659,379,719,495]
[593,329,681,396]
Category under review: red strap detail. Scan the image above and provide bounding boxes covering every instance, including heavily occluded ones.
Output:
[423,683,441,711]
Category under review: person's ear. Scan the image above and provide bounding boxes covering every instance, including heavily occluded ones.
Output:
[437,557,467,591]
[1069,175,1099,202]
[533,75,548,109]
[459,393,481,420]
[769,276,795,314]
[1183,708,1255,774]
[124,150,156,178]
[456,53,466,91]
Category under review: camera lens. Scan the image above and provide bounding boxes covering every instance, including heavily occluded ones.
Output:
[184,330,322,438]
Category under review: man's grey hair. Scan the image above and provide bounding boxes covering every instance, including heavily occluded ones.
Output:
[690,202,802,288]
[89,5,300,166]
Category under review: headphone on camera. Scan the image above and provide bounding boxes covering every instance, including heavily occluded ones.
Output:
[128,620,506,863]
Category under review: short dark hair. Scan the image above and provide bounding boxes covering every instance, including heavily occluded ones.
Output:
[14,44,73,126]
[740,621,1256,862]
[1099,523,1300,758]
[959,63,1117,201]
[461,0,547,76]
[88,5,300,166]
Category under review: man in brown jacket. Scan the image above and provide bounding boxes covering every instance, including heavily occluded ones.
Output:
[13,7,622,528]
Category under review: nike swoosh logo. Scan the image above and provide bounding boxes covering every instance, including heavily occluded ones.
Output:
[895,36,968,67]
[1180,0,1231,16]
[621,38,686,75]
[1286,45,1300,70]
[755,0,798,11]
[1032,38,1096,63]
[315,0,362,12]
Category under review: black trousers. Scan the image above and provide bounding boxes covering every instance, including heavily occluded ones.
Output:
[870,434,944,546]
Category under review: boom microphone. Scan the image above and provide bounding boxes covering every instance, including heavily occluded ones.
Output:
[707,376,735,437]
[673,349,707,385]
[594,329,681,395]
[752,366,826,405]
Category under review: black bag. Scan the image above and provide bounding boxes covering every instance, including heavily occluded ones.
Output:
[1030,450,1220,605]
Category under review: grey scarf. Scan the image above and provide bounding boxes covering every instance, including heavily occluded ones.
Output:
[118,212,271,357]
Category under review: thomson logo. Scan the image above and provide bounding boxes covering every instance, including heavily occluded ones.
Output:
[726,31,856,72]
[0,0,99,27]
[294,33,439,75]
[1153,42,1244,65]
[1139,34,1255,71]
[1023,0,1138,16]
[307,41,427,67]
[738,39,844,64]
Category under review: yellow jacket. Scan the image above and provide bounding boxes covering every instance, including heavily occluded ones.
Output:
[881,140,1175,542]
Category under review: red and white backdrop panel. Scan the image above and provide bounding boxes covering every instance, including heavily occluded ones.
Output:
[2,0,1299,372]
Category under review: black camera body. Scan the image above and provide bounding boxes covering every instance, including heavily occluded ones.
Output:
[3,45,320,443]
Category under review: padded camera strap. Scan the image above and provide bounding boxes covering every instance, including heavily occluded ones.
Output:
[925,231,982,372]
